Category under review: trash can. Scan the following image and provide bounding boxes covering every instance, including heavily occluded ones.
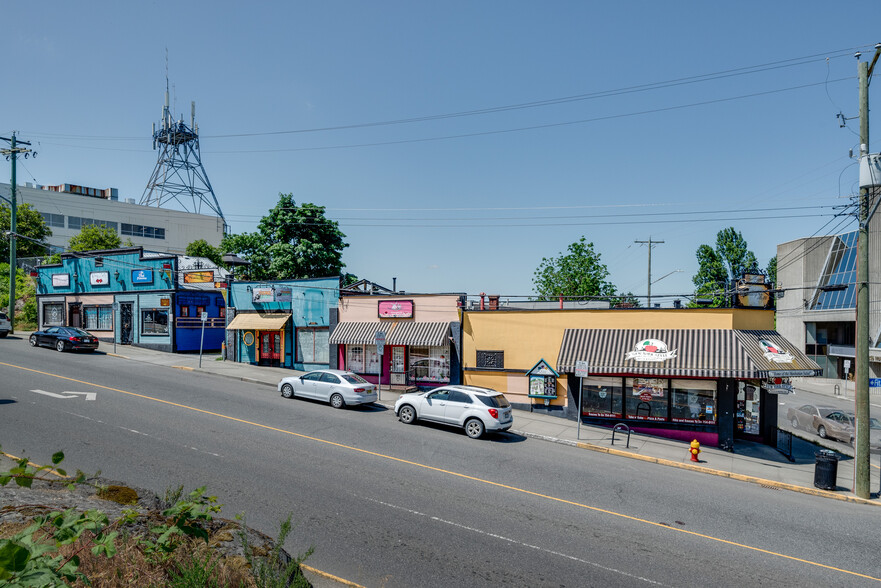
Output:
[813,449,839,490]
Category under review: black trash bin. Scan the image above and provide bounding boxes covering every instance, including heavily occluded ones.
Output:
[814,449,839,490]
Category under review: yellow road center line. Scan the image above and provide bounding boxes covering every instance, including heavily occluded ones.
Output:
[3,360,879,582]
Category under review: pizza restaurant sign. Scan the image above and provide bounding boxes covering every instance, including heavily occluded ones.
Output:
[626,339,677,362]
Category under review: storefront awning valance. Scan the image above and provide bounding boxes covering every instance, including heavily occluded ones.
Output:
[557,329,821,379]
[226,313,291,331]
[386,322,450,346]
[329,321,451,346]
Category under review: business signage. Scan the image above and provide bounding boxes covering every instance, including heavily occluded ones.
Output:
[131,269,154,284]
[378,300,414,319]
[184,271,214,284]
[274,287,292,302]
[90,271,110,286]
[51,273,70,287]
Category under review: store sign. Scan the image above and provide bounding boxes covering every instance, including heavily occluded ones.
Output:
[626,338,677,362]
[131,269,153,284]
[184,271,214,284]
[764,377,793,394]
[90,271,110,286]
[378,300,414,318]
[633,378,665,397]
[252,287,275,303]
[51,274,70,287]
[275,287,292,302]
[759,338,794,363]
[160,298,170,307]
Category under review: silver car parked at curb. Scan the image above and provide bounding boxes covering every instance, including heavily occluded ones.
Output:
[394,385,513,439]
[278,369,377,409]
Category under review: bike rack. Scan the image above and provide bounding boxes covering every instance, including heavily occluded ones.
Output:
[611,423,631,448]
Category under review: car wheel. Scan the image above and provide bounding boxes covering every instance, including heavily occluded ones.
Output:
[790,417,800,429]
[818,425,827,439]
[399,405,416,424]
[464,418,485,439]
[0,332,7,338]
[55,340,66,352]
[29,335,38,347]
[281,383,294,399]
[330,393,345,409]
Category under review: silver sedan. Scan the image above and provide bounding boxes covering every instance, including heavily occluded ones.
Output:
[278,369,377,408]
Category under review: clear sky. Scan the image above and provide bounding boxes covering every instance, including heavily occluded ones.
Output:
[4,1,880,302]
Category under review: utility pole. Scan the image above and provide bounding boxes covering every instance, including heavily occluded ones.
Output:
[0,133,33,335]
[854,45,881,499]
[635,238,664,308]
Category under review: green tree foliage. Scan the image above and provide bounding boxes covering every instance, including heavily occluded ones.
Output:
[0,263,37,325]
[533,236,618,300]
[185,239,223,266]
[691,227,760,306]
[766,255,777,286]
[68,224,123,252]
[221,193,348,280]
[0,203,52,259]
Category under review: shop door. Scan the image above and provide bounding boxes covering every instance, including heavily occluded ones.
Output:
[68,303,81,328]
[735,383,761,439]
[260,331,281,367]
[120,303,133,344]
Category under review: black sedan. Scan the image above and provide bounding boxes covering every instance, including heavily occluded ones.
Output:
[29,326,99,352]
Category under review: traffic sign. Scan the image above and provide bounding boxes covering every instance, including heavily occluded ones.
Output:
[375,330,386,354]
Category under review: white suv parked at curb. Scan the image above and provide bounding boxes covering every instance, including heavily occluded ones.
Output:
[394,385,513,439]
[0,312,11,338]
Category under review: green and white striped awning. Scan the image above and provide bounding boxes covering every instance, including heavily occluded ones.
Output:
[329,321,450,347]
[557,329,821,379]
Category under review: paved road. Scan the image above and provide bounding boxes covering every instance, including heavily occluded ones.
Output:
[3,337,881,587]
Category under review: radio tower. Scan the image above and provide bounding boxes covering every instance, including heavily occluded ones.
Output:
[141,84,227,232]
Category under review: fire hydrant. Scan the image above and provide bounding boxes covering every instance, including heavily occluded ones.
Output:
[689,439,701,462]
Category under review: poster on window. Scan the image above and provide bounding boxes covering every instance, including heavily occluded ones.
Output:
[633,378,665,397]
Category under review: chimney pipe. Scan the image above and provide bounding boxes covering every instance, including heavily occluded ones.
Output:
[479,292,486,311]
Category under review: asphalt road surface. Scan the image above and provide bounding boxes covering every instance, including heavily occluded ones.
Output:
[2,336,881,587]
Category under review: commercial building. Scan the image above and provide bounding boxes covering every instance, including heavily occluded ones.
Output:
[1,181,224,255]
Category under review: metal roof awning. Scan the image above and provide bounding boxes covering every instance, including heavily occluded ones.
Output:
[225,312,291,331]
[329,322,385,345]
[557,329,821,380]
[329,321,451,346]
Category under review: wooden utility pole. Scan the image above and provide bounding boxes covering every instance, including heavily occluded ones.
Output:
[0,133,33,334]
[635,238,664,308]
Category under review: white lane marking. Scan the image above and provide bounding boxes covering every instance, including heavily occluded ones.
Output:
[31,389,97,401]
[363,497,667,586]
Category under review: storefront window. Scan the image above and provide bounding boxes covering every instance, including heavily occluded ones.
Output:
[737,381,761,435]
[411,345,450,382]
[671,379,717,423]
[581,376,623,418]
[347,345,380,374]
[142,309,169,335]
[391,347,405,372]
[84,306,113,331]
[297,327,329,364]
[43,303,64,326]
[625,378,668,421]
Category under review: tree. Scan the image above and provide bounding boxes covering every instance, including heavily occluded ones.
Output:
[221,193,348,280]
[185,239,223,266]
[0,263,37,325]
[0,203,52,259]
[691,227,760,307]
[533,236,618,300]
[68,224,124,252]
[766,255,777,286]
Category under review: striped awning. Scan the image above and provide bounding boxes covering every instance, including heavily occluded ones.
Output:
[225,312,290,330]
[329,321,385,345]
[386,322,449,346]
[557,329,821,379]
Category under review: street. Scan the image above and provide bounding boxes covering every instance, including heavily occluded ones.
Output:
[2,336,881,587]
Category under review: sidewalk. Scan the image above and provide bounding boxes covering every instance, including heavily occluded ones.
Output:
[101,345,880,506]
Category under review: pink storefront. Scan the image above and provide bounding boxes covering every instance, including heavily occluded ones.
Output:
[329,293,464,389]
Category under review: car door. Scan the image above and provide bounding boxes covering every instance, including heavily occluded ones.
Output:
[827,412,853,441]
[40,327,60,346]
[419,389,451,423]
[318,372,342,402]
[443,390,473,426]
[296,372,323,399]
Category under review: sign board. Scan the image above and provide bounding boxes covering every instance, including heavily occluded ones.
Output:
[90,271,110,286]
[575,360,589,378]
[843,359,851,371]
[252,287,275,303]
[52,273,70,287]
[184,271,215,284]
[375,330,386,354]
[870,378,881,388]
[201,311,208,323]
[131,269,153,284]
[378,300,414,319]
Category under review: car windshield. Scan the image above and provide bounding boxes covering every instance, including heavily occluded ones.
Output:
[342,374,369,384]
[477,394,510,408]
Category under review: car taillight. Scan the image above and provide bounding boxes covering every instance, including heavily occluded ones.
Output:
[69,337,80,342]
[488,408,498,419]
[354,388,366,393]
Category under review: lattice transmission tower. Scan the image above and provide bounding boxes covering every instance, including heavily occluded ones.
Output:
[140,90,227,231]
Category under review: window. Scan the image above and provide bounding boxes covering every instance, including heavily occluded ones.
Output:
[447,390,472,404]
[411,346,450,381]
[342,374,369,385]
[476,350,504,369]
[302,372,323,382]
[142,309,169,335]
[297,327,329,364]
[43,303,65,326]
[671,379,717,423]
[319,372,341,384]
[83,306,112,331]
[626,378,668,422]
[121,223,165,239]
[581,376,624,418]
[346,345,379,374]
[477,394,510,408]
[180,306,190,317]
[40,212,65,228]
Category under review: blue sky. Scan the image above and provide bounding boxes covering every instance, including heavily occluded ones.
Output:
[4,1,880,302]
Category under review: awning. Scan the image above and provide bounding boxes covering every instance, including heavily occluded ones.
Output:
[329,321,451,346]
[557,329,821,379]
[386,322,450,346]
[225,312,290,331]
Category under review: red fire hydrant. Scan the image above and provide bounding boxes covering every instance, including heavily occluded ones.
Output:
[689,439,701,462]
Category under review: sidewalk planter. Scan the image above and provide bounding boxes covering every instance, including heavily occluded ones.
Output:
[226,277,338,370]
[462,306,822,449]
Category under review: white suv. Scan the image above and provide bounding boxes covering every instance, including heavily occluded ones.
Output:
[0,312,10,338]
[394,385,513,439]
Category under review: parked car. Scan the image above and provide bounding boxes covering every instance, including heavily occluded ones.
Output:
[278,369,377,408]
[844,413,881,453]
[813,410,855,443]
[29,326,99,352]
[0,312,10,338]
[394,385,513,439]
[787,404,838,432]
